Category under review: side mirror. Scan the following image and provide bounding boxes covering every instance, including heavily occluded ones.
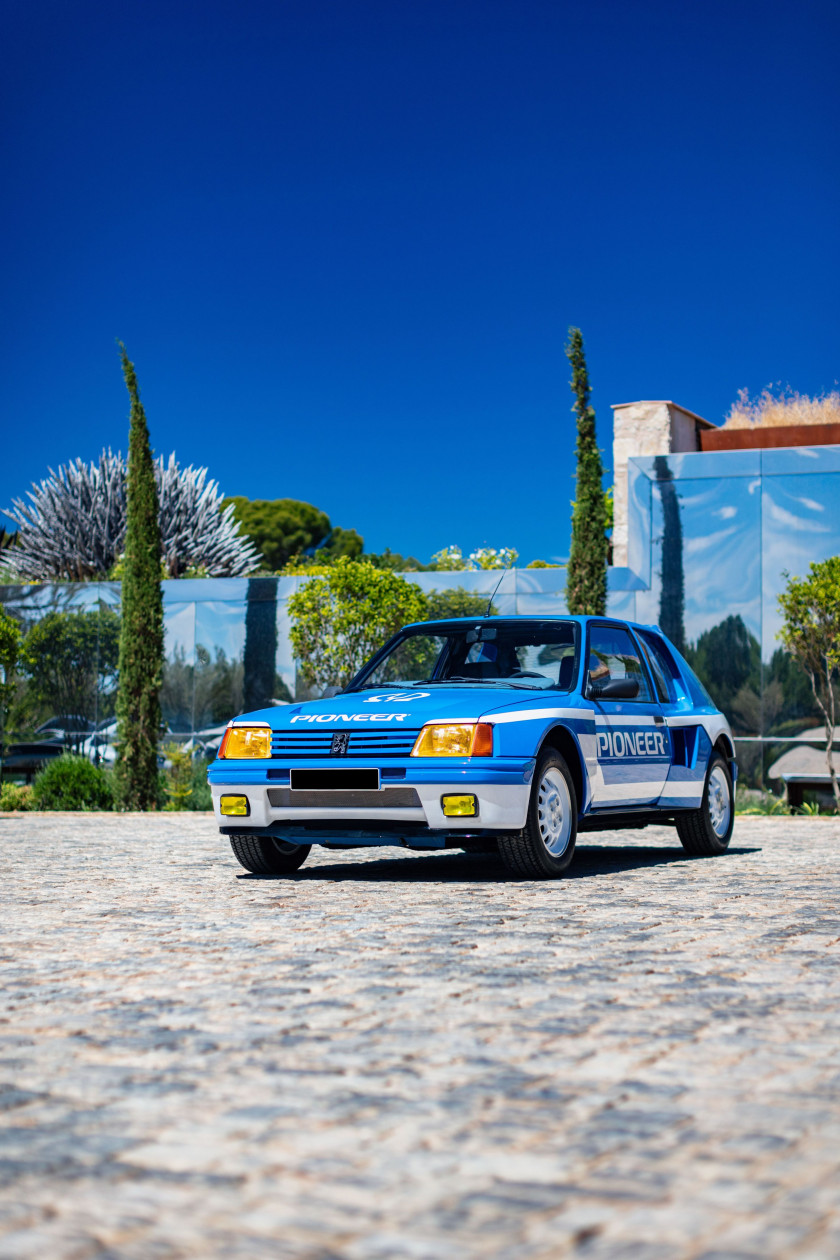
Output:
[591,677,640,700]
[321,685,340,699]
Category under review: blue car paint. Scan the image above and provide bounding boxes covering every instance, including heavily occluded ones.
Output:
[208,615,736,845]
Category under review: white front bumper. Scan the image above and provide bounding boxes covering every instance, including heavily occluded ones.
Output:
[211,782,530,832]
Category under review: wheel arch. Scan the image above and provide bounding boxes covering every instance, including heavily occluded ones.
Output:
[537,724,587,815]
[714,731,736,768]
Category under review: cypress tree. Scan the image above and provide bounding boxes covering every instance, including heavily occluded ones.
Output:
[115,345,164,808]
[565,328,608,616]
[654,455,686,653]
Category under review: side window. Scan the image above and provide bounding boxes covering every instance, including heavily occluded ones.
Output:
[637,631,683,705]
[637,635,673,704]
[588,625,653,703]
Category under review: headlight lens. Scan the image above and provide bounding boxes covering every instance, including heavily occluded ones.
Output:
[219,794,250,816]
[219,725,272,759]
[411,723,493,757]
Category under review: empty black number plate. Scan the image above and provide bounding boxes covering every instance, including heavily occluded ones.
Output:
[290,768,380,791]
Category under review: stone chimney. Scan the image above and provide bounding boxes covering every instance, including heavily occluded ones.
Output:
[610,401,715,567]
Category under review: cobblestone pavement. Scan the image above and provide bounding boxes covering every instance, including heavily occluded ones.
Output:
[1,813,839,1259]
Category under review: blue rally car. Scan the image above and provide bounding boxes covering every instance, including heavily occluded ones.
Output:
[208,616,737,879]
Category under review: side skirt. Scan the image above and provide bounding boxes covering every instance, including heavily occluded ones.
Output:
[578,808,688,832]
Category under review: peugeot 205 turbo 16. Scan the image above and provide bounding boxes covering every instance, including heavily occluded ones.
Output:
[208,616,737,879]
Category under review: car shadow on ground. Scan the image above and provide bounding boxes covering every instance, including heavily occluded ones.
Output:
[237,843,761,884]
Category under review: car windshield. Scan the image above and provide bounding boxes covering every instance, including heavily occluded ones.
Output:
[347,620,580,692]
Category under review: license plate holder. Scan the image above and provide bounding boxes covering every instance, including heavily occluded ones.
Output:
[290,768,381,791]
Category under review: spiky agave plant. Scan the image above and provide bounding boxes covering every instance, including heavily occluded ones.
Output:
[5,451,261,580]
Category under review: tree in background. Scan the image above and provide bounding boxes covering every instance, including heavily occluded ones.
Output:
[115,346,164,808]
[0,607,22,747]
[654,456,686,654]
[242,576,278,714]
[687,615,760,725]
[423,588,494,622]
[765,647,819,729]
[365,548,426,572]
[289,558,427,693]
[223,497,360,570]
[564,328,607,616]
[778,557,840,811]
[428,545,518,571]
[289,568,496,698]
[22,607,120,744]
[317,526,364,562]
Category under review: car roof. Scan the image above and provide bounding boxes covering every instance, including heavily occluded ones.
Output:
[401,614,665,633]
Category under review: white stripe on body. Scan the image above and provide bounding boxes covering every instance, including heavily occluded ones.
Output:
[487,707,591,725]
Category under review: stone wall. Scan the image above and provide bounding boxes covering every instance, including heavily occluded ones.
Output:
[611,400,714,566]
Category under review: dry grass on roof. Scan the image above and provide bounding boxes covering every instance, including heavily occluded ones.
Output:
[724,386,840,430]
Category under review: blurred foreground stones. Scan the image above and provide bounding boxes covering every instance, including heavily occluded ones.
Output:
[0,813,839,1258]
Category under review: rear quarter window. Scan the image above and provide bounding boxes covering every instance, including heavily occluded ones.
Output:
[638,631,715,709]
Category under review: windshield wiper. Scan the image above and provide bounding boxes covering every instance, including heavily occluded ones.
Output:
[441,677,537,689]
[343,681,424,693]
[346,677,557,693]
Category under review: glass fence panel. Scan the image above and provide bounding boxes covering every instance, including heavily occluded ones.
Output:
[514,592,567,615]
[241,578,283,711]
[514,569,564,594]
[606,589,636,620]
[0,583,122,746]
[760,469,840,739]
[761,445,840,477]
[161,602,196,734]
[761,470,840,658]
[627,461,652,586]
[193,599,247,734]
[274,599,297,704]
[634,470,762,736]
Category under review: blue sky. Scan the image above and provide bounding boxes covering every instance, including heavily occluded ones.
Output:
[2,0,838,566]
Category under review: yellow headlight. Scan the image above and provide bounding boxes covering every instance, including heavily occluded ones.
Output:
[219,725,272,759]
[412,724,475,757]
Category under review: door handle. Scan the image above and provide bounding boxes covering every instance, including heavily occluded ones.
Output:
[654,715,665,725]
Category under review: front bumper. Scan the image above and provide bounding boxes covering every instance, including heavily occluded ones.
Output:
[209,756,534,837]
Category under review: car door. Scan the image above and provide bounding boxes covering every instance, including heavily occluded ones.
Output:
[585,622,673,808]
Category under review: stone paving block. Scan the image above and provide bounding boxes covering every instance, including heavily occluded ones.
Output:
[1,812,839,1256]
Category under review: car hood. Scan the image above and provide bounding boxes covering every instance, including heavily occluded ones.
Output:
[239,687,582,731]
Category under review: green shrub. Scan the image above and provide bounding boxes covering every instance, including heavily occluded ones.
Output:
[161,745,213,810]
[32,754,114,811]
[0,781,33,811]
[189,756,213,810]
[734,786,787,816]
[161,741,195,810]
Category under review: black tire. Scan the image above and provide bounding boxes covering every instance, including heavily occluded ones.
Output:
[229,833,311,875]
[497,752,577,878]
[676,752,734,856]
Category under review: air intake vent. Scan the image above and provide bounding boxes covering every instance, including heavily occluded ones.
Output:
[271,728,422,758]
[267,787,421,809]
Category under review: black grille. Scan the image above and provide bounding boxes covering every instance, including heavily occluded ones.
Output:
[271,728,421,758]
[267,787,421,809]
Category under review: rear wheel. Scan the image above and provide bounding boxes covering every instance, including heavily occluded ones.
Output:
[676,752,734,856]
[497,752,577,878]
[229,833,311,874]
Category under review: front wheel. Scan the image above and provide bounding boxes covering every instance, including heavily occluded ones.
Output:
[497,752,577,878]
[676,752,734,856]
[229,833,311,875]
